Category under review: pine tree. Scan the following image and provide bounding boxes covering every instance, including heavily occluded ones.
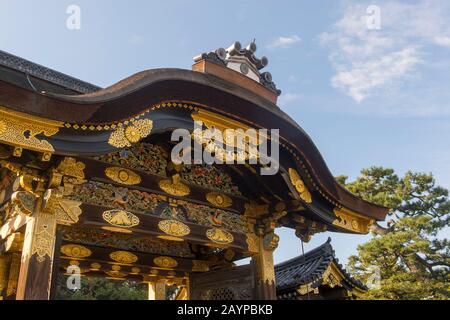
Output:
[339,167,450,300]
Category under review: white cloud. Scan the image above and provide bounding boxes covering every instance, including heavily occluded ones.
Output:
[278,92,302,107]
[321,0,450,106]
[331,46,421,103]
[267,35,301,49]
[433,36,450,47]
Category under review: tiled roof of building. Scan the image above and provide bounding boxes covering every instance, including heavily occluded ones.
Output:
[0,49,100,94]
[275,237,367,293]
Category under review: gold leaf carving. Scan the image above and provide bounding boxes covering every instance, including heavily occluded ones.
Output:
[192,260,209,272]
[105,167,141,185]
[57,157,85,180]
[158,219,190,237]
[263,232,279,251]
[153,256,178,269]
[288,168,312,204]
[109,251,138,264]
[332,207,374,234]
[60,244,92,258]
[11,191,36,215]
[206,192,232,208]
[159,174,190,197]
[102,210,139,228]
[108,119,153,148]
[246,233,260,253]
[55,199,82,225]
[32,212,57,262]
[206,228,234,245]
[0,106,63,153]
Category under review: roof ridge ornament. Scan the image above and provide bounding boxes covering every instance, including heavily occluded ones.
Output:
[193,41,281,96]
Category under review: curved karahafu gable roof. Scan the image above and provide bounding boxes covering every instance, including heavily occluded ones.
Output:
[275,238,367,299]
[0,49,388,226]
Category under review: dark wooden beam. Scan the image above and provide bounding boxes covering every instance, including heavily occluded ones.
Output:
[59,240,208,273]
[74,203,250,252]
[78,156,248,214]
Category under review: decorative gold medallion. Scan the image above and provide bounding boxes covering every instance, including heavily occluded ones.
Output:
[158,220,190,238]
[112,265,121,271]
[153,256,178,269]
[157,235,185,242]
[60,244,92,258]
[158,174,190,197]
[206,192,232,208]
[101,226,133,234]
[108,119,153,148]
[105,271,127,278]
[109,251,138,264]
[206,228,234,245]
[102,210,139,228]
[130,267,141,274]
[90,263,101,270]
[288,168,312,204]
[105,167,141,185]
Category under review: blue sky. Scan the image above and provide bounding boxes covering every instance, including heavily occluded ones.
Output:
[1,0,449,265]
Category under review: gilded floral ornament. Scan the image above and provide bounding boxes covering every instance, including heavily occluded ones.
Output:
[158,219,190,237]
[288,168,312,204]
[57,157,85,180]
[206,228,234,245]
[105,167,141,185]
[54,199,83,226]
[108,119,153,148]
[60,244,92,258]
[153,256,178,269]
[0,106,63,153]
[102,209,140,228]
[205,192,232,208]
[159,174,190,197]
[109,251,138,264]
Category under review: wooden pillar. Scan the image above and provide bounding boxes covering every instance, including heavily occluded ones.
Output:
[0,254,11,299]
[6,252,21,299]
[251,226,279,300]
[49,228,62,300]
[16,198,57,300]
[148,282,156,300]
[155,280,166,300]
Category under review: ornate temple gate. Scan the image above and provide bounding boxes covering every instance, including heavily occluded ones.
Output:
[0,42,388,300]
